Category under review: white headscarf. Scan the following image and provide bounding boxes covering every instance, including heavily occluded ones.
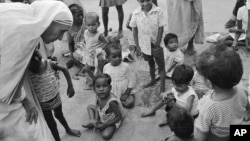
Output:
[0,0,73,103]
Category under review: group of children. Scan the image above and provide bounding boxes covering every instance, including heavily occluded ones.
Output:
[28,0,250,141]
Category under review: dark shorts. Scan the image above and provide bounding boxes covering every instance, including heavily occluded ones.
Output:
[143,44,165,72]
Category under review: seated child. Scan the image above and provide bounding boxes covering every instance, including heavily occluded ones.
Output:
[82,74,124,140]
[163,33,184,78]
[220,0,247,51]
[29,49,81,141]
[164,107,194,141]
[141,64,199,127]
[194,43,250,141]
[82,12,108,88]
[103,42,136,108]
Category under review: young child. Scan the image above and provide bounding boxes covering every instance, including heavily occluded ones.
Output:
[163,33,184,78]
[164,107,194,141]
[194,43,250,141]
[82,12,108,88]
[130,0,166,92]
[29,49,81,141]
[103,43,136,108]
[141,64,199,127]
[82,73,124,140]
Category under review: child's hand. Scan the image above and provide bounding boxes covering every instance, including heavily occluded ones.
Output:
[67,86,75,98]
[120,93,129,101]
[95,123,106,130]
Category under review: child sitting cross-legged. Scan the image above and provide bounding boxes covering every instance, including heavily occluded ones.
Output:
[141,64,199,127]
[194,43,250,141]
[82,74,124,140]
[164,106,194,141]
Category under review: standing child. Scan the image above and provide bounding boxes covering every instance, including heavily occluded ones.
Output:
[82,74,124,140]
[83,12,108,89]
[163,33,184,78]
[130,0,166,92]
[141,64,199,127]
[100,0,126,36]
[29,50,81,141]
[103,43,136,108]
[194,43,250,141]
[164,107,194,141]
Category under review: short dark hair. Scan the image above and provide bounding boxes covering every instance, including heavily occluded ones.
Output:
[105,42,121,57]
[167,107,194,139]
[172,64,194,85]
[69,4,83,15]
[164,33,178,46]
[195,42,243,89]
[93,73,112,86]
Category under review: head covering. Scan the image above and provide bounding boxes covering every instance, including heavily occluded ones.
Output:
[0,0,73,103]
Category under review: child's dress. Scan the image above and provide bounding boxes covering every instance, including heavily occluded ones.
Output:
[83,30,106,67]
[96,93,124,128]
[99,0,127,7]
[103,62,136,98]
[29,59,61,110]
[164,48,184,77]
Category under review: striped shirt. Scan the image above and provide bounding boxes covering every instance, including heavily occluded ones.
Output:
[195,85,249,139]
[29,59,61,110]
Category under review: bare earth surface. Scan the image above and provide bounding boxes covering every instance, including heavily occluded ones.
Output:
[49,0,250,141]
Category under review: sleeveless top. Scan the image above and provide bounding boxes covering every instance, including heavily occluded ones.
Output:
[96,93,124,128]
[29,60,61,110]
[83,30,105,66]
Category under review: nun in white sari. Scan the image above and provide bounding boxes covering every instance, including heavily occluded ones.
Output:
[0,1,73,141]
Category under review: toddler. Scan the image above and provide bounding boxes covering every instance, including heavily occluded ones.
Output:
[141,64,199,127]
[29,49,81,141]
[103,43,136,108]
[130,0,166,92]
[194,43,250,141]
[163,33,184,78]
[83,12,108,88]
[82,73,124,140]
[164,107,194,141]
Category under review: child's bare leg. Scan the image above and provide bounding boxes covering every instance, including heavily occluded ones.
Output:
[54,104,81,137]
[141,100,165,117]
[185,36,196,55]
[116,5,124,32]
[82,105,98,129]
[144,56,156,88]
[102,7,109,36]
[101,125,116,140]
[153,47,165,92]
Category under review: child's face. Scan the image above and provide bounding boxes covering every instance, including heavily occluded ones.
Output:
[173,82,189,93]
[94,78,111,99]
[108,48,122,66]
[86,17,99,33]
[167,38,178,52]
[138,0,153,12]
[72,8,83,25]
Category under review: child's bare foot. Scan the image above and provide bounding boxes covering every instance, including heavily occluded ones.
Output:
[141,111,156,117]
[66,128,81,137]
[143,80,156,88]
[158,119,168,127]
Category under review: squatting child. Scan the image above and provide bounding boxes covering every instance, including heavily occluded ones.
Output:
[141,64,199,127]
[82,74,124,140]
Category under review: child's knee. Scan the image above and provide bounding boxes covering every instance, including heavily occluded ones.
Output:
[101,128,115,140]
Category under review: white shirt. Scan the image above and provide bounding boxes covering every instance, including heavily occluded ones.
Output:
[130,4,166,55]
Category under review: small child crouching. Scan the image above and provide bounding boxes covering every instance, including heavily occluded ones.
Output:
[82,74,124,140]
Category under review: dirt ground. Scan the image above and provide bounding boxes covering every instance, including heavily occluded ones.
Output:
[49,0,250,141]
